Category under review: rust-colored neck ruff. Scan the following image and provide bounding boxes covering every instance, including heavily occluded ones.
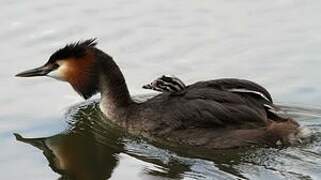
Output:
[63,52,99,99]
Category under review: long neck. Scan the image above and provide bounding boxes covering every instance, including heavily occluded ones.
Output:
[96,51,134,118]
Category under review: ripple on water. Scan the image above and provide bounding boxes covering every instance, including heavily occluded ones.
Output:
[3,0,321,179]
[11,97,321,180]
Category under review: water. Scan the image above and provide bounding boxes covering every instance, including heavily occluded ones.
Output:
[1,0,321,179]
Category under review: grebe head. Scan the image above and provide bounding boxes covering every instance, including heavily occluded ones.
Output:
[16,39,105,99]
[143,75,186,92]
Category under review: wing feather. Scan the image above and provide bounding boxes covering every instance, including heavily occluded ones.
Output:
[160,88,268,129]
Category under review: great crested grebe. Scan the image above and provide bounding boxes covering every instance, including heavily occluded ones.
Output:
[16,39,305,149]
[143,75,186,93]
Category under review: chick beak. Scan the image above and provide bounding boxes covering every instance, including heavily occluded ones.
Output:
[15,64,55,77]
[142,84,153,89]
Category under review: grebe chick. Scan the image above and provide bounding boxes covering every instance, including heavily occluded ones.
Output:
[142,75,186,93]
[16,39,305,149]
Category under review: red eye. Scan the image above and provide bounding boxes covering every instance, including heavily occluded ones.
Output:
[52,63,59,70]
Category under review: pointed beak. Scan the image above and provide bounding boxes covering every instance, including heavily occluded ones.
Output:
[142,84,153,89]
[15,64,55,77]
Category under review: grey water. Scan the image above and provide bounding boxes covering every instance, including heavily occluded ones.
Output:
[1,0,321,179]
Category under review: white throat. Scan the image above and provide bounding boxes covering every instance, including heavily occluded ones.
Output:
[99,95,117,119]
[46,60,68,81]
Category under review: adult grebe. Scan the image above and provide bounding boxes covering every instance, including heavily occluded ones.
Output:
[16,39,304,149]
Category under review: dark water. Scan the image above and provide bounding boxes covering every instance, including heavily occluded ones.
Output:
[1,0,321,179]
[12,97,321,180]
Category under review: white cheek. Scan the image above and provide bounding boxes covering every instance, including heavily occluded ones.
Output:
[47,68,66,81]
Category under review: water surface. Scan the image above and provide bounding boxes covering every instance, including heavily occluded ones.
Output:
[1,0,321,179]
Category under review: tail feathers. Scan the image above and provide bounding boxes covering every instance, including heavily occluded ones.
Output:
[265,119,309,146]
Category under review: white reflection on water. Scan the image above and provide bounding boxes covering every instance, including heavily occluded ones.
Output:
[1,0,321,179]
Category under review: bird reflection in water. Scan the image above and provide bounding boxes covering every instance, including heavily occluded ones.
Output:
[13,99,200,180]
[14,101,122,180]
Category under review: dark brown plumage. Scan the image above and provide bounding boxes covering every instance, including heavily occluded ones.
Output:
[48,38,97,63]
[16,39,303,149]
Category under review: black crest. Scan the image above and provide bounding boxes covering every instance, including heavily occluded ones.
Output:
[48,38,97,62]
